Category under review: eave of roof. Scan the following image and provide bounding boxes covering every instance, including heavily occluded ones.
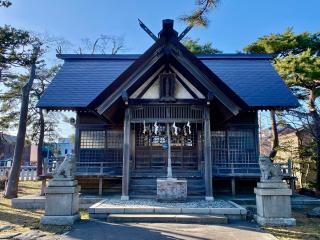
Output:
[37,52,299,110]
[57,53,273,60]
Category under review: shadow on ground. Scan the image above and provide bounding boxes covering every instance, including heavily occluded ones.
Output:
[62,219,276,240]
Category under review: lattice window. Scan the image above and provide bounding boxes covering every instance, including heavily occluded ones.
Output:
[212,131,228,167]
[77,128,123,175]
[80,130,105,149]
[135,123,167,147]
[135,123,196,147]
[134,122,200,170]
[105,130,123,164]
[106,130,123,149]
[212,129,257,167]
[131,105,203,121]
[229,130,256,164]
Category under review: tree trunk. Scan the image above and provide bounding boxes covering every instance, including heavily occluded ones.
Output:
[4,61,37,198]
[316,141,320,191]
[36,108,44,176]
[269,110,279,160]
[308,89,320,191]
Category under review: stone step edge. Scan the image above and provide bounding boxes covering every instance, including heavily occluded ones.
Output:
[106,214,228,224]
[88,201,247,216]
[89,207,246,215]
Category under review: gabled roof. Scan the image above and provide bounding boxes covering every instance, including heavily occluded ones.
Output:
[37,57,133,109]
[37,20,299,111]
[37,54,299,110]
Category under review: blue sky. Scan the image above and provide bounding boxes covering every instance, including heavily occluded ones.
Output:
[1,0,319,54]
[1,0,319,137]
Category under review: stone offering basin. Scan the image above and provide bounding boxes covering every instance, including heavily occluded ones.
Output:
[156,178,187,202]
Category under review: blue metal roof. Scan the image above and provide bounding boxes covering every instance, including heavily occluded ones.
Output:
[37,54,299,109]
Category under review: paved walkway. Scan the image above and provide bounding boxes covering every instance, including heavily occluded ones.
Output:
[61,220,277,240]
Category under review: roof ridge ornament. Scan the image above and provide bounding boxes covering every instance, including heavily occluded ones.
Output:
[177,25,193,41]
[138,19,158,42]
[138,19,193,42]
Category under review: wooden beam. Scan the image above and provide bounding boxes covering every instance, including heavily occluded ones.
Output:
[121,107,131,200]
[128,99,206,105]
[136,75,159,99]
[171,54,242,115]
[96,51,164,114]
[175,75,199,99]
[204,105,214,200]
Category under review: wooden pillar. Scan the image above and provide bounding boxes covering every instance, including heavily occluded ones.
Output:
[121,107,131,200]
[98,177,103,196]
[231,177,236,196]
[166,123,173,178]
[204,105,214,201]
[73,112,80,176]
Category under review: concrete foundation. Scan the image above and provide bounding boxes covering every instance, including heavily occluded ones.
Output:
[40,214,80,225]
[254,181,296,226]
[255,215,296,226]
[40,179,80,225]
[157,178,187,202]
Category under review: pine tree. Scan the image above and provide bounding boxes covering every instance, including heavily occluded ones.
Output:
[245,29,320,190]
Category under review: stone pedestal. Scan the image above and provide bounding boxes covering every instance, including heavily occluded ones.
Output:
[157,178,187,202]
[254,181,296,226]
[40,178,80,225]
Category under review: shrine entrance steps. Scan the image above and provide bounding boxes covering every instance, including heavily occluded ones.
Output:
[106,214,228,224]
[129,169,205,199]
[88,199,247,222]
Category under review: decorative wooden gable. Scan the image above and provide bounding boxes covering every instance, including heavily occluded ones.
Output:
[90,19,248,121]
[130,66,205,100]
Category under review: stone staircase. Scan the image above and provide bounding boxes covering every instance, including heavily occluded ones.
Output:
[106,214,228,224]
[129,170,205,199]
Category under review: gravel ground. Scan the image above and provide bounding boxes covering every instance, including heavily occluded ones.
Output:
[99,199,235,208]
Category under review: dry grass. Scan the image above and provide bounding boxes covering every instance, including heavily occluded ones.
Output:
[263,209,320,240]
[1,181,319,239]
[0,181,71,238]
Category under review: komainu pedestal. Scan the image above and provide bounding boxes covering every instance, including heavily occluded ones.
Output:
[40,155,80,225]
[254,156,296,226]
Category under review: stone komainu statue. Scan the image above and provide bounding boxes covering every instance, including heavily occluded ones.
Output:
[52,154,74,179]
[259,156,283,182]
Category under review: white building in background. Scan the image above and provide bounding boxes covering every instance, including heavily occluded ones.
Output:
[56,138,74,156]
[30,137,74,165]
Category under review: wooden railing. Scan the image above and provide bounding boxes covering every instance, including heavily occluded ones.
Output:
[0,159,293,179]
[75,161,122,176]
[212,160,293,177]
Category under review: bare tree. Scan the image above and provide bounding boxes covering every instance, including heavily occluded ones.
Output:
[30,65,60,176]
[269,110,279,159]
[76,35,125,54]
